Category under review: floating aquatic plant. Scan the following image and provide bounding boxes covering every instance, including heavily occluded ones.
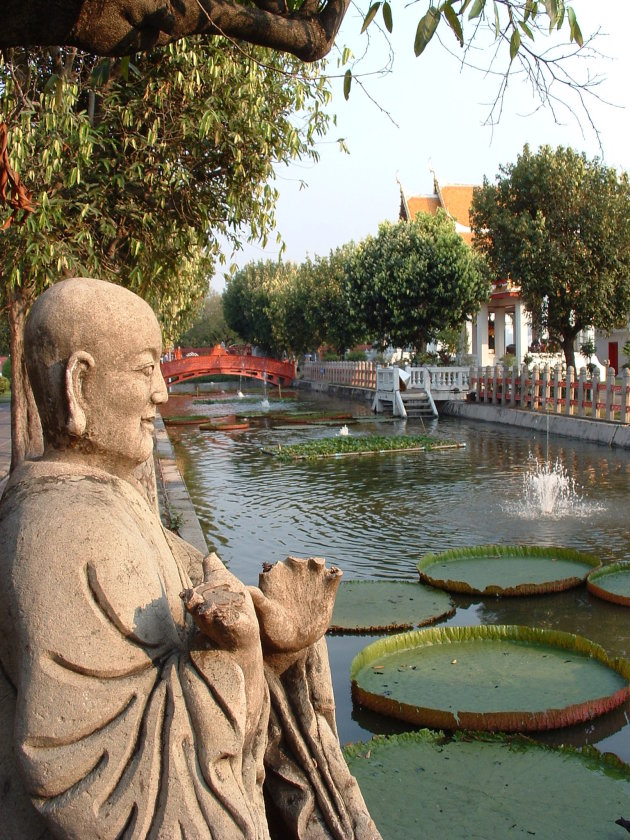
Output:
[351,625,630,732]
[417,544,600,596]
[265,434,462,462]
[345,730,630,840]
[329,580,454,633]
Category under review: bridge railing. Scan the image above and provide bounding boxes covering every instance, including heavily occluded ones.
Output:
[302,361,377,389]
[302,361,470,396]
[408,366,471,393]
[471,364,630,423]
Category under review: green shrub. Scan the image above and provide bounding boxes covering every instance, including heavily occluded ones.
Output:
[0,376,8,395]
[345,349,367,362]
[1,357,10,381]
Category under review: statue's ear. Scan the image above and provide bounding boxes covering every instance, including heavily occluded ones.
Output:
[65,350,95,437]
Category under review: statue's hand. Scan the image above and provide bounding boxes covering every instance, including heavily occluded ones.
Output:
[180,553,259,650]
[248,556,342,658]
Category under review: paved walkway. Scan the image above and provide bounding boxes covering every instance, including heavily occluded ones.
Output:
[0,403,10,496]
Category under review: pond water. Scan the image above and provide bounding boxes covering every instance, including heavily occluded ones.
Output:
[163,384,630,761]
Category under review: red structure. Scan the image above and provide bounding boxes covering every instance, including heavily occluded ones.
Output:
[161,345,295,388]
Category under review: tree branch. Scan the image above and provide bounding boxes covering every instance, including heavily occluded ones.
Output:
[2,0,350,61]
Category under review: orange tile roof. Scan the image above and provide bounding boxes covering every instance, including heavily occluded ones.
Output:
[403,182,476,245]
[439,184,475,227]
[406,196,440,218]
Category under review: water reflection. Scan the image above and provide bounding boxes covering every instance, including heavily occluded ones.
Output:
[166,386,630,758]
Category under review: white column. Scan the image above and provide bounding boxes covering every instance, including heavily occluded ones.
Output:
[474,302,490,367]
[494,310,506,359]
[513,299,529,364]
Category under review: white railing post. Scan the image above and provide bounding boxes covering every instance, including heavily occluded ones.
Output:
[591,368,600,419]
[531,365,539,410]
[622,368,630,425]
[577,368,586,417]
[565,366,574,416]
[510,365,517,407]
[605,366,615,421]
[520,364,529,409]
[553,365,562,414]
[541,365,550,412]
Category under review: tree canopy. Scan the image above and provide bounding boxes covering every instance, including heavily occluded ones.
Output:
[0,39,331,466]
[222,246,359,357]
[178,290,239,348]
[470,144,630,370]
[343,211,490,355]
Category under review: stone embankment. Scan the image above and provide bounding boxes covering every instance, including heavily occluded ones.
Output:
[440,401,630,449]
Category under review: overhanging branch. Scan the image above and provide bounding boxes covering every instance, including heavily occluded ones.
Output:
[2,0,350,61]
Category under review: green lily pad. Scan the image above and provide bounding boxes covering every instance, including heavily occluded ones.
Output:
[345,730,630,840]
[351,625,630,732]
[588,562,630,607]
[417,544,600,596]
[329,580,454,633]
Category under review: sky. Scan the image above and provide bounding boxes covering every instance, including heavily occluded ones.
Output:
[211,2,630,292]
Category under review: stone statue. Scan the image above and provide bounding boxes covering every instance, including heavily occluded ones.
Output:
[0,278,381,839]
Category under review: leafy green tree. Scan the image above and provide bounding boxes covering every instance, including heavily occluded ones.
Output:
[470,145,630,370]
[344,211,490,355]
[177,291,238,349]
[276,244,357,356]
[0,41,330,467]
[222,260,297,355]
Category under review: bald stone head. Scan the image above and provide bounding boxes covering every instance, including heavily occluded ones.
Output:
[25,278,168,473]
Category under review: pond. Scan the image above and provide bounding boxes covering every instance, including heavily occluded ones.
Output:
[163,384,630,762]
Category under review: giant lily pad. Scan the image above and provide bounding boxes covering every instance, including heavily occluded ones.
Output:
[345,730,630,840]
[351,625,630,732]
[417,544,600,596]
[588,562,630,607]
[329,580,454,633]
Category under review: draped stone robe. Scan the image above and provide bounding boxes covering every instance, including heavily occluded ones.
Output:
[0,460,380,840]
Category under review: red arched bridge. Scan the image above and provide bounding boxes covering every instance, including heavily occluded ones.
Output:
[161,345,295,388]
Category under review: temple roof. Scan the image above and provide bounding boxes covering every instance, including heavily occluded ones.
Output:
[400,177,476,245]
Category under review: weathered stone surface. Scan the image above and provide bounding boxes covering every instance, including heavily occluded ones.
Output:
[0,278,381,839]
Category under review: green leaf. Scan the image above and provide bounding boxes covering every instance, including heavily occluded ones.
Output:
[442,4,463,46]
[567,7,583,46]
[509,28,521,61]
[382,1,393,33]
[343,69,352,101]
[43,74,60,93]
[493,0,500,36]
[361,2,381,34]
[518,20,534,40]
[414,7,441,57]
[468,0,486,20]
[120,56,130,82]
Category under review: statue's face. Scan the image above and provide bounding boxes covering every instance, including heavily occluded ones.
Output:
[82,308,168,469]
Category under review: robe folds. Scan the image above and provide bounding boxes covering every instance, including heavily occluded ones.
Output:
[0,460,380,840]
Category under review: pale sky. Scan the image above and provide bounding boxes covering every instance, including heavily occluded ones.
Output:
[211,3,630,291]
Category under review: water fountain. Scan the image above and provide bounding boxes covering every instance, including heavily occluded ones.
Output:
[507,412,603,519]
[260,369,270,410]
[338,425,350,437]
[522,458,582,516]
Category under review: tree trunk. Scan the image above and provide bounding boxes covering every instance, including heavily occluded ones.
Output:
[561,332,578,372]
[7,285,43,471]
